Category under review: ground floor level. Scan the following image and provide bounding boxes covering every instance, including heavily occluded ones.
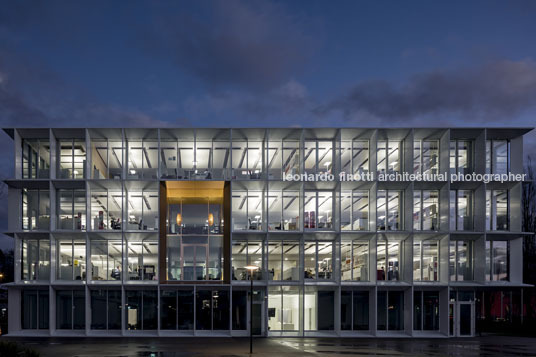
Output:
[6,285,526,338]
[3,336,536,357]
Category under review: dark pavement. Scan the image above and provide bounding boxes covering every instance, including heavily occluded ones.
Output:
[2,336,536,357]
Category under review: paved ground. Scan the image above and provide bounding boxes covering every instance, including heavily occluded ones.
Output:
[3,336,536,357]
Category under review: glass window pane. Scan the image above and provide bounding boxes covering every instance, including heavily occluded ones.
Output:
[318,242,333,280]
[213,290,230,330]
[160,290,176,330]
[341,290,352,330]
[387,191,401,231]
[387,140,401,173]
[423,291,440,330]
[268,286,282,331]
[282,286,300,331]
[304,141,316,174]
[377,291,387,330]
[492,241,508,281]
[178,290,194,330]
[107,289,122,330]
[142,290,158,330]
[493,140,509,174]
[353,242,368,281]
[388,291,404,330]
[353,291,369,330]
[196,290,212,330]
[377,140,387,175]
[422,241,439,281]
[90,289,107,330]
[232,290,247,330]
[282,241,299,281]
[304,242,316,279]
[353,140,369,174]
[73,290,85,329]
[56,290,72,330]
[317,191,333,229]
[353,190,369,231]
[341,243,352,281]
[341,191,351,231]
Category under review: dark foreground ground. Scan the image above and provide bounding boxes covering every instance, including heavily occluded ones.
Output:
[2,336,536,357]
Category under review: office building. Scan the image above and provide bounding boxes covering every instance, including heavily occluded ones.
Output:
[2,127,532,337]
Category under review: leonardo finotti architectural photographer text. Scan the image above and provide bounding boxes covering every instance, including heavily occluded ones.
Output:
[284,172,527,183]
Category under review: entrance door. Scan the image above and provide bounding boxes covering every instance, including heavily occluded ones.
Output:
[252,289,264,336]
[457,302,474,336]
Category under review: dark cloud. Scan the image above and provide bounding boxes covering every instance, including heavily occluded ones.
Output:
[317,60,536,123]
[0,49,188,128]
[141,0,318,90]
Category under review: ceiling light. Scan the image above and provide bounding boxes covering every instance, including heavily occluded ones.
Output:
[208,213,214,226]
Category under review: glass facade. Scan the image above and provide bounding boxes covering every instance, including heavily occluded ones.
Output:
[7,128,527,337]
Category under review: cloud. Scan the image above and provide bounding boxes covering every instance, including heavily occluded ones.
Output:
[140,0,319,90]
[0,49,188,128]
[317,59,536,124]
[182,79,316,126]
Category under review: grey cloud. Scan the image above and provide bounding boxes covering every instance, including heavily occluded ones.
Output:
[141,0,318,90]
[317,60,536,123]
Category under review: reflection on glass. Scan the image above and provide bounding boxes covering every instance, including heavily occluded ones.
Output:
[486,240,508,281]
[450,240,473,281]
[414,140,439,175]
[486,140,509,174]
[450,190,473,231]
[22,139,50,179]
[450,140,473,174]
[22,239,50,281]
[486,190,509,231]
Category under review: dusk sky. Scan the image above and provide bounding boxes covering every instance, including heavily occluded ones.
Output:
[1,0,536,249]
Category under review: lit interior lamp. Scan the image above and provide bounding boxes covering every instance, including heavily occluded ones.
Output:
[208,213,214,226]
[245,265,259,272]
[176,213,182,226]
